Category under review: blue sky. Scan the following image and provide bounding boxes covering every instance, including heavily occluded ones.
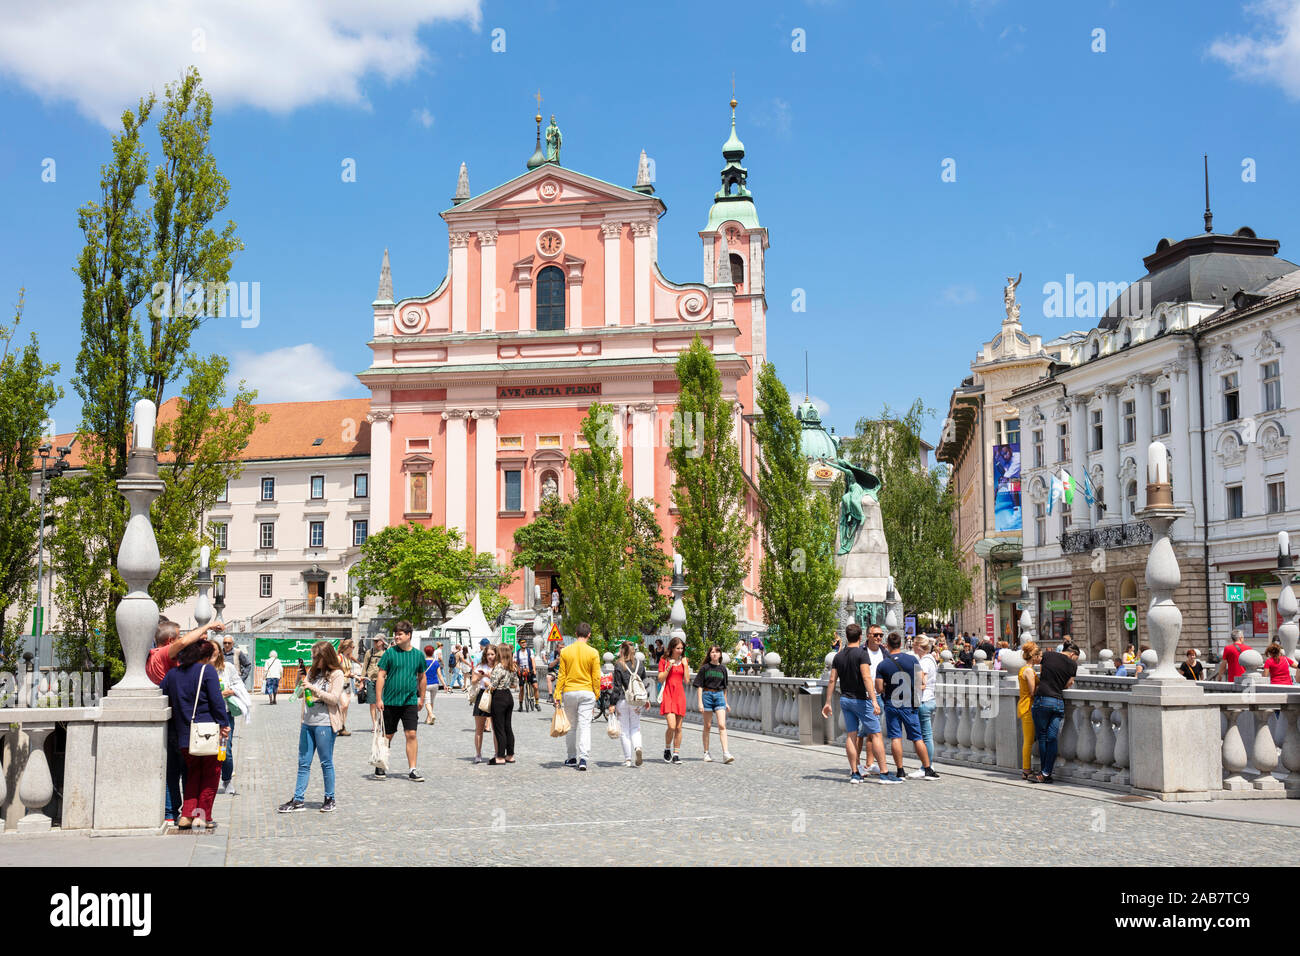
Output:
[2,0,1299,446]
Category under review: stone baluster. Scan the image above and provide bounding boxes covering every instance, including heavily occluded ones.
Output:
[1251,706,1285,791]
[932,703,948,761]
[16,724,55,832]
[0,725,8,824]
[1075,696,1098,778]
[982,695,997,764]
[956,695,973,762]
[1112,700,1130,786]
[1282,703,1300,795]
[1057,698,1079,778]
[945,684,961,760]
[1093,702,1116,782]
[1222,706,1250,790]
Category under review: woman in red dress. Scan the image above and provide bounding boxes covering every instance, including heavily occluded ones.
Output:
[658,637,690,764]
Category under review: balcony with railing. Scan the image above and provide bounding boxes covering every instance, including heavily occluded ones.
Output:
[1060,521,1153,554]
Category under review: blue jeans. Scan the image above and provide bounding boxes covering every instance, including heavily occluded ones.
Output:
[221,724,235,783]
[1031,696,1065,776]
[294,723,337,800]
[917,700,936,757]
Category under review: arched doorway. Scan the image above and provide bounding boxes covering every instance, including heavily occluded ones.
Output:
[1088,578,1107,660]
[1119,576,1138,657]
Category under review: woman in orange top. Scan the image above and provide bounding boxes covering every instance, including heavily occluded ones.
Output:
[658,637,689,764]
[1017,641,1040,781]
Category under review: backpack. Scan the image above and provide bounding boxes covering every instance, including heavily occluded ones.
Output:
[625,661,649,705]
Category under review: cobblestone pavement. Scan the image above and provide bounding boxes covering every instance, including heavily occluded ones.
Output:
[209,689,1300,867]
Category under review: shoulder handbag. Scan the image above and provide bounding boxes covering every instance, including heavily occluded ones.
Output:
[188,665,221,756]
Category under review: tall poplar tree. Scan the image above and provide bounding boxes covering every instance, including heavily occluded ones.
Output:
[840,399,971,619]
[49,68,259,671]
[753,364,839,677]
[0,292,61,661]
[559,404,648,640]
[669,336,748,661]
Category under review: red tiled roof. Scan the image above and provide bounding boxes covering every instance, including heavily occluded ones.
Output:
[38,397,371,469]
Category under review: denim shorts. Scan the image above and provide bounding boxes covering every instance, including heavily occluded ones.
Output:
[883,704,923,741]
[840,697,880,737]
[701,690,727,712]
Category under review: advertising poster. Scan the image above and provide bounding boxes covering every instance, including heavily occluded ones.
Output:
[993,443,1022,531]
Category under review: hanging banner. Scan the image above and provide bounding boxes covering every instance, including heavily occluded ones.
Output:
[992,443,1022,532]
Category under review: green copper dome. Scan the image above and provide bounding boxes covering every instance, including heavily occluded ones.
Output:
[705,102,760,231]
[797,400,839,459]
[722,118,745,160]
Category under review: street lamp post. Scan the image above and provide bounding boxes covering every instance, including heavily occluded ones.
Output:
[32,440,73,643]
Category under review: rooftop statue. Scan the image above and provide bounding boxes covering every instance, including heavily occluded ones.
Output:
[545,114,562,164]
[1004,271,1022,323]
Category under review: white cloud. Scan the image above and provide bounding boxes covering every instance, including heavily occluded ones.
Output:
[412,107,435,128]
[1209,0,1300,99]
[230,344,356,403]
[753,97,792,139]
[789,391,831,418]
[0,0,481,127]
[942,284,979,305]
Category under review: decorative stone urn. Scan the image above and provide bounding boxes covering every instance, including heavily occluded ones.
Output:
[112,400,165,693]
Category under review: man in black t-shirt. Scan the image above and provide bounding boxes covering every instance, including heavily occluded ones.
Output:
[822,624,887,784]
[875,633,939,781]
[1030,641,1079,783]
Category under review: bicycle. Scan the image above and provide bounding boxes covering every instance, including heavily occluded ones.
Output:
[519,675,539,712]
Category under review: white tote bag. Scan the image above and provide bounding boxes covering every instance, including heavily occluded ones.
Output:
[188,665,221,756]
[369,718,390,771]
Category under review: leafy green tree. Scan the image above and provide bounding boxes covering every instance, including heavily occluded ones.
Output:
[0,291,61,662]
[753,363,839,677]
[512,493,569,594]
[558,404,649,640]
[669,336,749,662]
[629,498,671,634]
[352,523,511,627]
[839,399,971,619]
[49,68,258,671]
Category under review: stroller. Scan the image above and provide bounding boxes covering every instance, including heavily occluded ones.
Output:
[592,673,614,722]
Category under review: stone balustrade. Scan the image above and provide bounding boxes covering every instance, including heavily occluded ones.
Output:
[680,672,807,739]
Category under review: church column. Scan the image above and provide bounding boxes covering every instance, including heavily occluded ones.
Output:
[450,232,470,333]
[602,221,623,327]
[478,230,498,332]
[631,402,657,500]
[1071,395,1091,529]
[1166,358,1192,507]
[442,409,470,537]
[1101,385,1121,525]
[1133,374,1154,509]
[632,220,652,325]
[517,267,532,334]
[472,409,499,558]
[366,410,393,530]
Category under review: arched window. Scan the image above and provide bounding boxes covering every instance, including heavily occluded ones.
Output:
[1122,328,1132,347]
[1091,341,1100,359]
[536,266,565,331]
[729,253,744,290]
[1125,480,1137,518]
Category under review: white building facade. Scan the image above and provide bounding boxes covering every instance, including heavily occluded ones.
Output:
[1012,226,1300,659]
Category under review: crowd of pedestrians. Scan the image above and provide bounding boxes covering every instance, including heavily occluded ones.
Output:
[142,608,1298,824]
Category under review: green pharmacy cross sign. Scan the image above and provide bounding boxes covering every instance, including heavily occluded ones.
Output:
[1123,608,1138,631]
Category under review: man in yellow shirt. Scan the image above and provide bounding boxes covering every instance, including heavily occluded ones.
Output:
[554,622,602,770]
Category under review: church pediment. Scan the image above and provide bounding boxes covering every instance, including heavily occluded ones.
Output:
[446,164,660,217]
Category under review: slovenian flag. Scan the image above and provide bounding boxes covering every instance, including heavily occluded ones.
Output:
[1049,469,1075,515]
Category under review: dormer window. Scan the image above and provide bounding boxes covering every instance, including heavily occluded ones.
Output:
[1090,341,1100,359]
[1157,316,1167,334]
[536,265,565,331]
[1122,328,1132,347]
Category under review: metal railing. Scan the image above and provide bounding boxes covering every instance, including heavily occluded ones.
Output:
[1060,521,1153,554]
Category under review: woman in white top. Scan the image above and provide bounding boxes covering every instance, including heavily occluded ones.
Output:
[471,645,498,764]
[264,651,284,704]
[912,636,939,778]
[336,638,361,736]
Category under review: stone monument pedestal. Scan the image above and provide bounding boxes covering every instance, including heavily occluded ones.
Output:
[1127,678,1222,801]
[92,689,170,831]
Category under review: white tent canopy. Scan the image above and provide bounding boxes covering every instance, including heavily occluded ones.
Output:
[439,592,495,643]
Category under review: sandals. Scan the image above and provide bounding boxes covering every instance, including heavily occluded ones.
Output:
[204,821,218,831]
[1021,770,1033,781]
[1032,773,1053,784]
[176,817,193,830]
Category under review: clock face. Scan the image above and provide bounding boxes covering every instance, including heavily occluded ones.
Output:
[537,230,563,257]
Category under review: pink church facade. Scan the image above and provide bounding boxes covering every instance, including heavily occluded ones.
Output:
[359,109,769,626]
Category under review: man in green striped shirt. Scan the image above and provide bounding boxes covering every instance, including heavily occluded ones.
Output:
[376,621,427,782]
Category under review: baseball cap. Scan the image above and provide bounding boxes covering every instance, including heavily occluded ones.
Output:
[479,638,491,647]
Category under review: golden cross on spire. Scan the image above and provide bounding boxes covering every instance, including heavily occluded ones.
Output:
[535,89,543,109]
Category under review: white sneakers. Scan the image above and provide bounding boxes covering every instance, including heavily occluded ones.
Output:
[703,752,714,762]
[703,751,735,764]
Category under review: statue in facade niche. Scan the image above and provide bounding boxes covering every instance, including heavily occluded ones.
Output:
[545,115,562,163]
[541,473,558,501]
